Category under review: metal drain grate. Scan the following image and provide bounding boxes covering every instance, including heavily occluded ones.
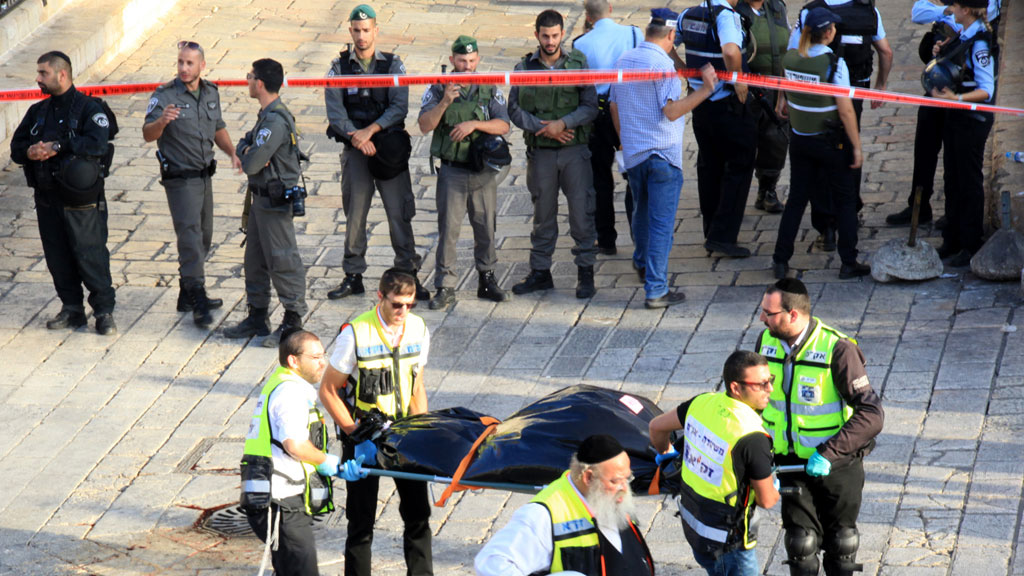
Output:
[201,504,336,537]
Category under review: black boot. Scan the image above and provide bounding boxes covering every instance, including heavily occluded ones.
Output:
[576,266,596,299]
[477,270,509,302]
[512,269,554,295]
[414,274,431,302]
[263,310,303,348]
[755,177,784,213]
[223,306,271,339]
[327,273,364,300]
[177,280,223,312]
[429,288,456,310]
[188,285,214,327]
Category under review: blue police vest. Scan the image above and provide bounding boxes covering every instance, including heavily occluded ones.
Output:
[678,1,752,88]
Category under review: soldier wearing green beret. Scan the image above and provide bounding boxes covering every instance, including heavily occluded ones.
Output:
[418,35,511,310]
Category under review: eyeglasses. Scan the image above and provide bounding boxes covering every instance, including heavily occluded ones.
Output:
[298,352,325,361]
[739,375,776,391]
[606,473,635,488]
[386,298,416,310]
[246,72,259,81]
[178,41,202,51]
[762,308,786,317]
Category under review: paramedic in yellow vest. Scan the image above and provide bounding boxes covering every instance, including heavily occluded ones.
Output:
[649,350,780,576]
[418,34,511,311]
[475,434,655,575]
[755,278,883,576]
[243,329,366,576]
[319,268,432,576]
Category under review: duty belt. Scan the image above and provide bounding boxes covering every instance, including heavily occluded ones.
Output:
[249,184,270,197]
[164,162,216,181]
[441,159,474,171]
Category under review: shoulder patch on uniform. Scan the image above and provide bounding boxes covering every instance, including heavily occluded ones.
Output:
[494,87,506,105]
[92,113,110,128]
[327,67,337,78]
[851,375,870,390]
[398,61,407,74]
[208,101,217,109]
[733,11,742,30]
[976,49,991,68]
[421,88,434,106]
[255,127,272,146]
[146,97,159,115]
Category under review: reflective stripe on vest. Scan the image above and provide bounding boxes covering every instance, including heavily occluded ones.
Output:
[350,308,426,418]
[759,319,855,459]
[678,392,767,551]
[781,50,839,135]
[518,49,591,148]
[532,472,601,573]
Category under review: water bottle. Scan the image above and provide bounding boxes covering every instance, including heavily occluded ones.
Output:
[1007,152,1024,163]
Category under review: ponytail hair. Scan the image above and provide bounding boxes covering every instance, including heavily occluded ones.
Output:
[798,23,833,57]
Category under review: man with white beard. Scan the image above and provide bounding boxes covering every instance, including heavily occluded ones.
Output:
[474,434,654,575]
[649,350,780,576]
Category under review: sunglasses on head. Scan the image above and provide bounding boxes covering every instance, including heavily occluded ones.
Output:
[178,41,203,51]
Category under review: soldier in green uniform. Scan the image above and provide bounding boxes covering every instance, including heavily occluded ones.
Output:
[418,35,511,310]
[143,41,241,326]
[736,0,790,213]
[225,59,308,347]
[508,9,600,300]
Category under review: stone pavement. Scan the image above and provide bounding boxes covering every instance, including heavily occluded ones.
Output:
[0,0,1023,574]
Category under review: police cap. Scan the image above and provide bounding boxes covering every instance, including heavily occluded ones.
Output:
[805,7,842,30]
[452,35,478,55]
[349,4,376,21]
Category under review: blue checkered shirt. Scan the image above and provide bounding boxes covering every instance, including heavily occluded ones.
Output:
[610,42,685,170]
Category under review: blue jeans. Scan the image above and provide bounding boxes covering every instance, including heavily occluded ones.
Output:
[692,547,759,576]
[626,155,683,300]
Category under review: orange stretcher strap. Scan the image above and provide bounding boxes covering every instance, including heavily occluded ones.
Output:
[648,467,661,496]
[433,416,501,507]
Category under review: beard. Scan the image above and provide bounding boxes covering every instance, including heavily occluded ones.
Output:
[586,482,636,532]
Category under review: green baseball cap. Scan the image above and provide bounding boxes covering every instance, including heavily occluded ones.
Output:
[451,35,478,55]
[349,4,376,21]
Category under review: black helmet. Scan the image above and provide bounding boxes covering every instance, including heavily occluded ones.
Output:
[470,134,512,173]
[921,57,960,94]
[57,156,102,206]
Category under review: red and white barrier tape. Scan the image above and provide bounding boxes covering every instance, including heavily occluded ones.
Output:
[1,68,1020,116]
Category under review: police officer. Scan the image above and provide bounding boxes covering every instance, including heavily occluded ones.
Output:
[774,7,870,280]
[319,269,433,576]
[509,9,600,299]
[649,351,780,576]
[241,329,366,576]
[142,41,241,327]
[418,35,511,311]
[573,0,643,254]
[676,0,758,258]
[224,59,308,348]
[929,0,996,266]
[791,0,892,247]
[755,279,883,576]
[11,51,117,335]
[736,0,790,214]
[325,4,429,302]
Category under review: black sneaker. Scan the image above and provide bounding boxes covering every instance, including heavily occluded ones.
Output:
[645,291,686,309]
[704,240,751,258]
[512,269,554,295]
[429,288,456,310]
[576,266,596,299]
[948,249,973,268]
[95,313,117,336]
[477,271,509,302]
[46,309,88,330]
[327,274,364,300]
[597,244,617,256]
[756,189,784,213]
[414,276,431,302]
[838,262,871,279]
[224,307,271,339]
[773,261,789,280]
[886,205,933,226]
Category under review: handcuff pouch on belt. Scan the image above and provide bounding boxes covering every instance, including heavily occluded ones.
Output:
[822,118,846,149]
[357,367,395,404]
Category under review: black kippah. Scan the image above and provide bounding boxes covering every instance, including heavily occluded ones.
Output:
[577,434,625,464]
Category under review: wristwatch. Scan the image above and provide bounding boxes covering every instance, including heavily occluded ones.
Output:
[51,142,61,153]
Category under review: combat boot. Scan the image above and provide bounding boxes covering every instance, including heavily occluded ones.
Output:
[576,266,596,299]
[223,306,271,339]
[187,285,214,328]
[327,273,364,300]
[177,279,223,312]
[477,270,509,302]
[755,177,784,213]
[512,269,554,295]
[263,310,304,348]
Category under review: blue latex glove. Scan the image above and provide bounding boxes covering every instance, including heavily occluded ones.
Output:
[773,475,781,492]
[806,452,832,477]
[355,440,377,464]
[339,455,369,482]
[316,453,340,477]
[655,449,680,466]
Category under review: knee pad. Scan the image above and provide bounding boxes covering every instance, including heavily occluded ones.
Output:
[784,528,820,576]
[823,527,863,575]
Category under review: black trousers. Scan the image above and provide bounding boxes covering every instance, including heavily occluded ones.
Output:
[344,444,433,576]
[942,109,994,254]
[35,191,115,315]
[246,495,320,576]
[774,133,859,266]
[590,105,620,249]
[780,458,865,576]
[692,95,757,243]
[905,103,947,212]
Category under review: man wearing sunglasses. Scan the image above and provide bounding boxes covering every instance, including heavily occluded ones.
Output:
[755,278,883,576]
[649,350,780,576]
[143,41,241,327]
[319,268,432,576]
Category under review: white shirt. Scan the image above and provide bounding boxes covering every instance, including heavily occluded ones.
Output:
[474,476,623,576]
[268,375,319,499]
[329,307,431,375]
